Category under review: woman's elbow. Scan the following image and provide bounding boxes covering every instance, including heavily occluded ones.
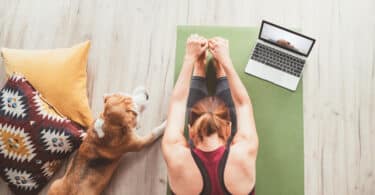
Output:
[245,135,259,157]
[235,96,252,107]
[161,133,171,151]
[161,130,179,153]
[161,136,172,157]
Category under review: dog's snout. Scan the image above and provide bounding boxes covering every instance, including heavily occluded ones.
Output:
[131,86,149,114]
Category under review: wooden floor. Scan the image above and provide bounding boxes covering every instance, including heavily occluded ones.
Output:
[0,0,374,194]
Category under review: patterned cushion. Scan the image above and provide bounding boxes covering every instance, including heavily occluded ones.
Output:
[1,41,93,127]
[0,74,84,195]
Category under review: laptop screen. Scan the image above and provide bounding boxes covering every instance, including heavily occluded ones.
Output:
[259,21,315,57]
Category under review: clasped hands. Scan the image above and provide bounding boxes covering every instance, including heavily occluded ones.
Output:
[184,34,232,68]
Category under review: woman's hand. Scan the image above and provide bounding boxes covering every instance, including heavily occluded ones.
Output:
[185,34,208,62]
[208,37,232,67]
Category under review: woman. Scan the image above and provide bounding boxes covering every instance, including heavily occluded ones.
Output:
[162,34,258,195]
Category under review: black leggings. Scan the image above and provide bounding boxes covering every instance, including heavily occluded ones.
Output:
[187,76,237,139]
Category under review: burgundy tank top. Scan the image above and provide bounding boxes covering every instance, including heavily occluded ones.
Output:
[170,137,255,195]
[189,144,255,195]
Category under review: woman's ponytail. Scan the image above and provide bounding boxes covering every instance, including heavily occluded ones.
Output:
[189,97,231,145]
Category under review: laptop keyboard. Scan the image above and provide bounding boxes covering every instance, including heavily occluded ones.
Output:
[251,43,305,77]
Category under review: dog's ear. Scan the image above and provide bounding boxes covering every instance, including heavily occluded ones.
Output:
[103,93,111,103]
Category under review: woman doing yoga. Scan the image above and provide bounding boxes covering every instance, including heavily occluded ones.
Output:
[162,34,258,195]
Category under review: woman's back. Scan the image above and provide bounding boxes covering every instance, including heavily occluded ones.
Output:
[166,142,256,195]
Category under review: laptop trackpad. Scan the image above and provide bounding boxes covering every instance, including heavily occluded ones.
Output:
[245,60,282,82]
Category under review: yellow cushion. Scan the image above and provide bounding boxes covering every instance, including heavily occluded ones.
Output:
[1,41,93,127]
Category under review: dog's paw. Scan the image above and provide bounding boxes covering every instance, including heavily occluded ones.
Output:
[152,120,167,138]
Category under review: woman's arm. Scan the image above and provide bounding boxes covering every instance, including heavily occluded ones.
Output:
[208,37,258,150]
[162,57,194,148]
[162,35,208,154]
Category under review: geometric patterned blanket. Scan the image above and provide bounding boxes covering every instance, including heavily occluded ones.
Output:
[0,74,84,195]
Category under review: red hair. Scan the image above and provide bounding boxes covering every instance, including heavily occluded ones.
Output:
[189,96,231,145]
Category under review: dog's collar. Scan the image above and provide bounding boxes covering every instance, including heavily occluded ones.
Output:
[94,118,105,138]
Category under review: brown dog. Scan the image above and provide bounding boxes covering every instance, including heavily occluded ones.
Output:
[48,87,166,195]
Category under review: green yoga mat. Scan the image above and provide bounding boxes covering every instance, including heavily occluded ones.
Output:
[170,26,304,195]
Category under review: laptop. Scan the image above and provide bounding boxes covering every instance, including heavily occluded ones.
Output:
[245,20,315,91]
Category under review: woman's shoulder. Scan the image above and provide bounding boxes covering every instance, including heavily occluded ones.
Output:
[227,141,257,177]
[230,138,258,158]
[167,148,203,195]
[225,144,256,194]
[163,145,191,168]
